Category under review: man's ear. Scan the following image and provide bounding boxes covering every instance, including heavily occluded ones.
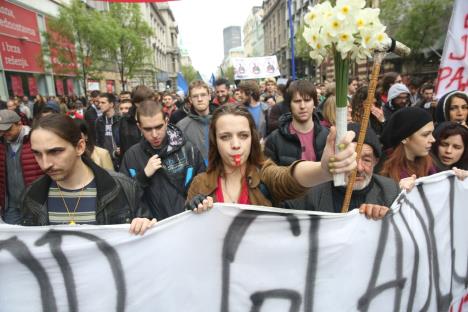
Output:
[76,138,87,156]
[402,139,408,144]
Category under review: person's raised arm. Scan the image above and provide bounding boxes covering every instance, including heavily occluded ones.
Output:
[293,126,357,188]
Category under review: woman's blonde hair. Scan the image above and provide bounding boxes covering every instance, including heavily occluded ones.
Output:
[322,95,336,126]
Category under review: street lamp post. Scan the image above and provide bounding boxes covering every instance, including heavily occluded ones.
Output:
[287,0,296,80]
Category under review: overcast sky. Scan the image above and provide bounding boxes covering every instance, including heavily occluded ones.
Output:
[170,0,263,79]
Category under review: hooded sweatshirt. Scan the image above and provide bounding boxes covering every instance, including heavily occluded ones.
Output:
[382,83,410,121]
[176,104,216,166]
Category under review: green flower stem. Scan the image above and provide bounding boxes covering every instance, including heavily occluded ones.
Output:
[333,51,349,109]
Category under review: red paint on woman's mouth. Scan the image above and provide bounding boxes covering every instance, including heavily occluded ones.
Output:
[233,155,241,166]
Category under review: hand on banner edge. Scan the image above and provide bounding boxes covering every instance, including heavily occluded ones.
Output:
[129,218,157,236]
[399,174,417,192]
[191,196,214,214]
[452,167,468,181]
[359,204,389,220]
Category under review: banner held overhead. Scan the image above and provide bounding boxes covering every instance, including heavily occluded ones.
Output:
[232,56,281,80]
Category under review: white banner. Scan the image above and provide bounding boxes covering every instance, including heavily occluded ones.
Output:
[435,0,468,97]
[0,172,467,312]
[233,56,281,80]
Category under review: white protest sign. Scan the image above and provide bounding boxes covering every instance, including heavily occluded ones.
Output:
[0,172,467,312]
[435,0,468,96]
[232,56,281,80]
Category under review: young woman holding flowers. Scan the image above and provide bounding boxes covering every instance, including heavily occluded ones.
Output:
[185,104,357,211]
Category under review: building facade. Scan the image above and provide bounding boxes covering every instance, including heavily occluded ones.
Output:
[0,0,83,100]
[0,0,181,100]
[243,6,264,58]
[136,2,180,92]
[262,0,288,76]
[223,26,241,58]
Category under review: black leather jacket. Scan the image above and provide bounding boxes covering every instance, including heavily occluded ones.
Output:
[20,157,151,226]
[264,113,328,165]
[120,124,206,220]
[119,106,141,157]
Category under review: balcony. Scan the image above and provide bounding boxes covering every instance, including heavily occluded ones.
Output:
[166,47,180,55]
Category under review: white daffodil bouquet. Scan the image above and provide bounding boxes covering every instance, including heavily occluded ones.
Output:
[303,0,389,186]
[303,0,389,64]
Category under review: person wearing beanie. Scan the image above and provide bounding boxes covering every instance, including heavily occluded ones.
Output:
[382,83,411,122]
[435,90,468,127]
[283,123,398,220]
[380,107,436,182]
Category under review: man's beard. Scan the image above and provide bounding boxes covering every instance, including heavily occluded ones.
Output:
[217,96,227,104]
[348,172,372,190]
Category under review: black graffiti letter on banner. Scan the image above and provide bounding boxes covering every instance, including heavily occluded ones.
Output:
[417,183,453,311]
[0,236,57,312]
[357,217,406,312]
[35,230,127,312]
[250,289,301,312]
[220,210,302,312]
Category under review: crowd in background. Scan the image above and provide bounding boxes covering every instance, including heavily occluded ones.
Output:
[0,72,467,227]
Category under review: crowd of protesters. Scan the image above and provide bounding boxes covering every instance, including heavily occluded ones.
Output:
[0,72,467,230]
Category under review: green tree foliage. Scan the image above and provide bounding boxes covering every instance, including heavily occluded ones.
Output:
[294,23,311,62]
[45,0,112,95]
[181,64,199,84]
[224,66,235,83]
[380,0,453,58]
[106,3,153,91]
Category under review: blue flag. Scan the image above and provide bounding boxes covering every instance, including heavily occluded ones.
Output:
[209,73,216,86]
[177,72,188,96]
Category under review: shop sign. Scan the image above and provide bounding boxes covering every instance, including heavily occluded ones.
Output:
[0,0,40,43]
[0,34,44,73]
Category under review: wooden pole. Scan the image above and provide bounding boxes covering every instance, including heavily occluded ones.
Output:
[341,51,385,213]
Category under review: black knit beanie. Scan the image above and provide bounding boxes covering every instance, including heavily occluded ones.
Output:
[347,123,382,158]
[380,107,433,150]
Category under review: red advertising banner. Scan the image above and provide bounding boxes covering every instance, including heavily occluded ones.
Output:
[55,79,64,96]
[435,0,468,96]
[67,79,74,95]
[28,76,38,96]
[0,0,40,43]
[45,18,77,76]
[0,34,44,72]
[11,75,23,96]
[106,80,115,93]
